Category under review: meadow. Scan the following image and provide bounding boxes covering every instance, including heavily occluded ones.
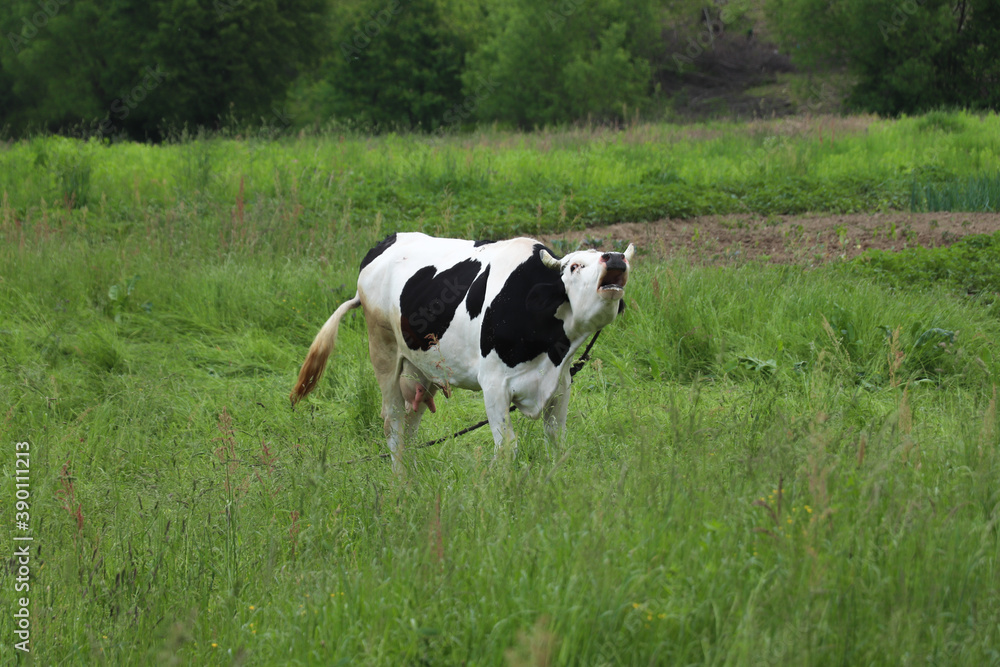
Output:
[1,113,999,665]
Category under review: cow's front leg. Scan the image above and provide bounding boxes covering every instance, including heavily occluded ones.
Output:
[482,382,516,459]
[543,372,572,446]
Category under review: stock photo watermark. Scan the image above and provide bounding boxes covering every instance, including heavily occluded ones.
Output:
[12,440,33,653]
[260,103,295,137]
[6,0,72,55]
[671,4,742,70]
[878,0,927,39]
[213,0,243,21]
[95,65,167,137]
[547,0,585,29]
[439,74,500,131]
[340,0,405,60]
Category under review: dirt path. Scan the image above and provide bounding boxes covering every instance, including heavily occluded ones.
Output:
[546,212,1000,264]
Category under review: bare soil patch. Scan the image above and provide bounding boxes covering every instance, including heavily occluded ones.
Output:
[546,212,1000,265]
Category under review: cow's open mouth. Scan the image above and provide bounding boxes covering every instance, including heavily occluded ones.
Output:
[599,269,627,292]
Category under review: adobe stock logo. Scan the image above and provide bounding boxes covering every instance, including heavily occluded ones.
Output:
[438,74,500,132]
[340,0,404,60]
[406,276,474,335]
[6,0,72,55]
[96,66,167,137]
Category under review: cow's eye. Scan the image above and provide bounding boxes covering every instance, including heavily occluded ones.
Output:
[570,263,580,273]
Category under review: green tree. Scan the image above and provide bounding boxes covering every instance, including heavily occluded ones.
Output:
[766,0,1000,114]
[299,0,469,131]
[0,0,328,139]
[462,0,658,127]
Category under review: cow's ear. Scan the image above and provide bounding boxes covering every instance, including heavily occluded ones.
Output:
[525,282,567,315]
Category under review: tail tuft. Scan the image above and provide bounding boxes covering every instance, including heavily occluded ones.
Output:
[290,295,361,405]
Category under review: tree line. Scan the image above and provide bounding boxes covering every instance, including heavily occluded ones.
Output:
[1,0,996,140]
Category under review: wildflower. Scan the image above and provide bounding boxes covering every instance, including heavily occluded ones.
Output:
[249,605,255,611]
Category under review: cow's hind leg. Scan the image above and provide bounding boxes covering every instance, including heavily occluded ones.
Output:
[366,317,407,472]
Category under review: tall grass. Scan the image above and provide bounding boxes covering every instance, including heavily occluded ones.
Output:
[1,112,998,244]
[2,234,999,664]
[910,173,1000,212]
[2,116,999,664]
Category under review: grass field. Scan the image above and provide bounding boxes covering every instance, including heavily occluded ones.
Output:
[2,114,1000,665]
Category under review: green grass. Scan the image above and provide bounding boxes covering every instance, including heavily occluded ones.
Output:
[910,173,1000,212]
[2,116,1000,665]
[1,111,998,244]
[855,230,1000,296]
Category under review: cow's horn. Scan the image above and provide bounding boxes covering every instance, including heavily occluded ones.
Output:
[539,249,562,270]
[623,243,635,262]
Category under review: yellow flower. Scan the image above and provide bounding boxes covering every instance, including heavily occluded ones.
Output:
[632,603,641,609]
[212,643,218,648]
[249,605,255,610]
[805,505,813,513]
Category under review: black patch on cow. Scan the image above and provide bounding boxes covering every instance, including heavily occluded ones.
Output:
[399,259,481,350]
[525,282,567,315]
[473,239,495,247]
[480,245,571,367]
[618,299,626,314]
[465,266,490,320]
[359,233,397,273]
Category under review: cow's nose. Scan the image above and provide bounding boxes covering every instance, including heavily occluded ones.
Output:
[603,253,627,271]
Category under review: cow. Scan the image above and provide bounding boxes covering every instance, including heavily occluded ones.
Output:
[290,232,634,470]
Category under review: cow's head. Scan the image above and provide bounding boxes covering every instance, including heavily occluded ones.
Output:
[539,244,635,332]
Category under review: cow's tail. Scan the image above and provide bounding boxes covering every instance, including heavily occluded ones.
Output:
[290,294,362,406]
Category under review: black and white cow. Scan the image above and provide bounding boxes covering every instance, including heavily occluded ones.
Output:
[291,232,634,469]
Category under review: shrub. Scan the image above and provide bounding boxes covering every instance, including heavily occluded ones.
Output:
[855,231,1000,294]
